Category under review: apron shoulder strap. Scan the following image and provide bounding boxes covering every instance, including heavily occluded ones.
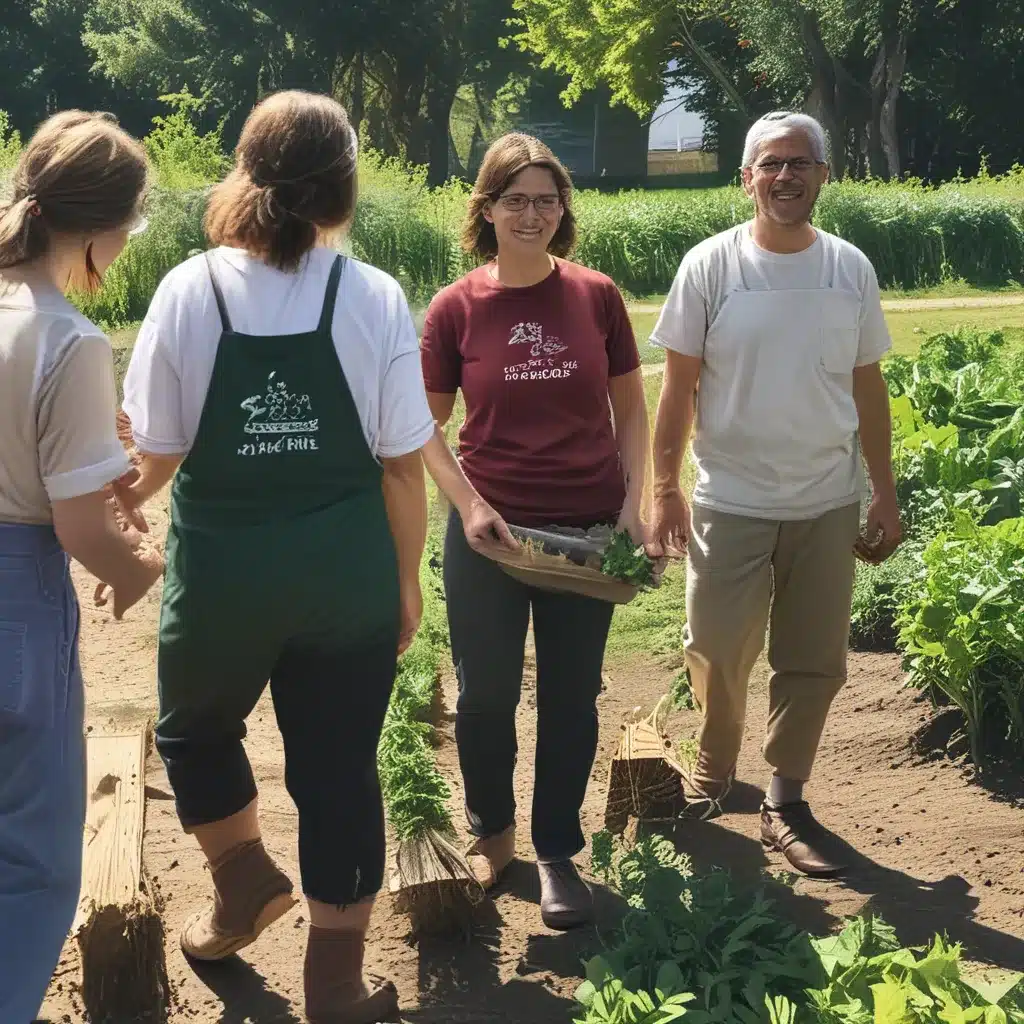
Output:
[204,252,233,333]
[316,255,346,335]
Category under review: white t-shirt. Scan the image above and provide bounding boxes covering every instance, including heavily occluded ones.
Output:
[0,275,130,524]
[650,224,892,519]
[123,247,435,461]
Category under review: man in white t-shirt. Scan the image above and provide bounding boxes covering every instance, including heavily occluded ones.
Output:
[649,111,902,877]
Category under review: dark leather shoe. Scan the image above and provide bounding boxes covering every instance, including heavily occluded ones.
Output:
[538,860,593,930]
[760,801,846,878]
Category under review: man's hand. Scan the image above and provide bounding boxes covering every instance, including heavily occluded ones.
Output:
[463,497,519,554]
[650,488,691,559]
[398,580,423,656]
[94,545,165,620]
[855,489,902,564]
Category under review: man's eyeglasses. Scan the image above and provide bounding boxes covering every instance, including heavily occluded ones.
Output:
[495,193,562,214]
[755,158,821,175]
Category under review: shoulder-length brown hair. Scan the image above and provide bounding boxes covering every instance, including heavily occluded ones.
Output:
[461,133,577,260]
[0,110,148,289]
[205,90,358,272]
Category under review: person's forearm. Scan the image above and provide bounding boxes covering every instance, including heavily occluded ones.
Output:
[853,367,897,496]
[617,400,650,519]
[652,378,695,497]
[53,493,155,585]
[382,455,428,587]
[420,427,482,518]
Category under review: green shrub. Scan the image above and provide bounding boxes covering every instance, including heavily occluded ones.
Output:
[850,545,923,653]
[897,513,1024,766]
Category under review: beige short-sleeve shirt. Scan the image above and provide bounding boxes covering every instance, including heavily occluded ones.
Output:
[0,274,131,525]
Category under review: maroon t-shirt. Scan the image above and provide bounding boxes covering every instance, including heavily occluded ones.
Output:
[420,258,640,527]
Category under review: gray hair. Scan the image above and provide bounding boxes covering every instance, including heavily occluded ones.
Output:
[741,111,829,168]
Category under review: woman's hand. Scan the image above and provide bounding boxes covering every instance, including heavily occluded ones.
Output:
[463,497,519,554]
[104,467,150,541]
[398,579,423,656]
[616,508,661,559]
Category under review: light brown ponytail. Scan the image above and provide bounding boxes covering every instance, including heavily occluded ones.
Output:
[0,110,148,282]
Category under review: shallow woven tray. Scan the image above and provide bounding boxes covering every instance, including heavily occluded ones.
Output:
[484,542,640,604]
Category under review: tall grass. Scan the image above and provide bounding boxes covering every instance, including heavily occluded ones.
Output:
[2,103,1023,327]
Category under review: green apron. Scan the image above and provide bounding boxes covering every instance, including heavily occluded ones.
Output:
[157,253,399,719]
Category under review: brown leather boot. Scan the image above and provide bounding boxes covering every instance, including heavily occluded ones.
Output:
[465,824,516,890]
[304,925,400,1024]
[180,838,297,960]
[760,802,846,877]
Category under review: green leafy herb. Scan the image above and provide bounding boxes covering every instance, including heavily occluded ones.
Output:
[602,530,656,586]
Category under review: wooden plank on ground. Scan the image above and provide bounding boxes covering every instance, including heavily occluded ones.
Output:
[74,727,169,1023]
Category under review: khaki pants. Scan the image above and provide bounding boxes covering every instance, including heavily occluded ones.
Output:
[683,501,860,785]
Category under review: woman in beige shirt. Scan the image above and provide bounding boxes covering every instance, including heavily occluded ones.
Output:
[0,110,163,1022]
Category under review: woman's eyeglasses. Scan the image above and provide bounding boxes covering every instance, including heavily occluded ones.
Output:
[495,193,562,214]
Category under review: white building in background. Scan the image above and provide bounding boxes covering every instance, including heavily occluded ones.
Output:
[647,85,718,175]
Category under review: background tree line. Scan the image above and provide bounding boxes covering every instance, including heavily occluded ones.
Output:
[2,0,1022,186]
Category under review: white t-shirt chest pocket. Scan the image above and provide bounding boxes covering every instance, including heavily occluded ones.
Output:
[818,290,861,374]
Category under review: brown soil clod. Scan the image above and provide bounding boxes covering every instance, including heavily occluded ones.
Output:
[76,896,170,1023]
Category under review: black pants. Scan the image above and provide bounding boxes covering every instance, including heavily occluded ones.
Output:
[444,509,615,861]
[156,633,397,907]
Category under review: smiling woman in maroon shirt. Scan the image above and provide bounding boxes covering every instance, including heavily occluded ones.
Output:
[420,133,651,930]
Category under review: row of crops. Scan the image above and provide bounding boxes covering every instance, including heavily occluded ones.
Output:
[850,327,1024,769]
[5,146,1016,329]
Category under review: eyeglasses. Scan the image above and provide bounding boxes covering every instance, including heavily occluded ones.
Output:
[754,158,821,175]
[494,193,562,214]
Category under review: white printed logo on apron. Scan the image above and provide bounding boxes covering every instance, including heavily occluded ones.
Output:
[237,372,319,456]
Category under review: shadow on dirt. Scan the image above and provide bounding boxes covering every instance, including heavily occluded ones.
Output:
[661,817,1024,972]
[403,859,629,1024]
[186,955,302,1024]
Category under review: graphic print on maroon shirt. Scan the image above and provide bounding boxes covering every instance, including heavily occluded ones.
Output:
[420,259,640,527]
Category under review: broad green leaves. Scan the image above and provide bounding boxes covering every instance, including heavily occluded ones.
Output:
[579,834,1024,1024]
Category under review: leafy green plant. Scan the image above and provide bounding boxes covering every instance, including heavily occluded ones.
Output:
[897,513,1024,765]
[850,545,923,652]
[0,109,22,174]
[578,833,823,1024]
[808,916,1024,1023]
[602,530,657,586]
[144,90,231,189]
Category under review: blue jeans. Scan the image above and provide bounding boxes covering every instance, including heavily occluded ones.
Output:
[0,524,85,1023]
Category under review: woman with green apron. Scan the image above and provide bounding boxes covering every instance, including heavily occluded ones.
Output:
[120,91,511,1024]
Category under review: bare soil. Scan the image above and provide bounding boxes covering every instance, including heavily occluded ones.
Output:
[39,501,1024,1022]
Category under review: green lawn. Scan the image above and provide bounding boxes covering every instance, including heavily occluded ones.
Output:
[634,302,1024,365]
[633,282,1024,309]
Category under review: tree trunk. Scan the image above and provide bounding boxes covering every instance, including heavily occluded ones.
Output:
[867,32,907,179]
[799,11,848,178]
[424,69,461,187]
[867,46,888,177]
[350,53,365,137]
[879,34,907,179]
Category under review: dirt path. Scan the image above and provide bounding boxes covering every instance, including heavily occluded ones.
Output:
[39,501,1024,1022]
[629,294,1024,315]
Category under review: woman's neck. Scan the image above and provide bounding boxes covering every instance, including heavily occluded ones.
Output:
[490,251,555,288]
[13,243,83,293]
